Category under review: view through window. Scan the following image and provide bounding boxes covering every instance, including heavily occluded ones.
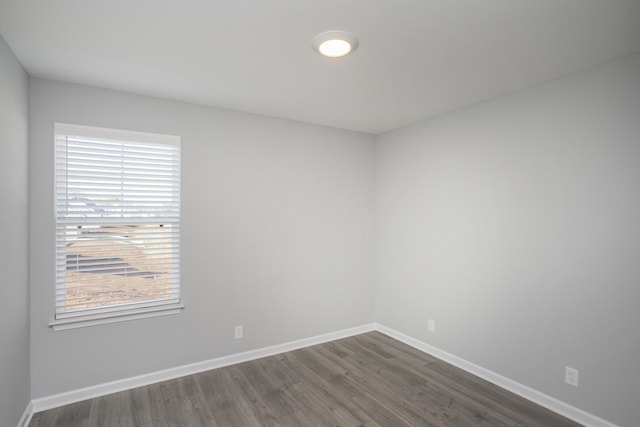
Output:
[53,123,181,326]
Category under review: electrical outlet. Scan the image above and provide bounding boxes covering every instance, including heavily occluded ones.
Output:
[234,325,243,340]
[565,366,579,387]
[427,319,436,333]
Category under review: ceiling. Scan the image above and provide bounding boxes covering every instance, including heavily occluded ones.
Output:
[1,1,639,134]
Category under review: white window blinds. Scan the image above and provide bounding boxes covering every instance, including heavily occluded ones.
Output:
[54,123,181,323]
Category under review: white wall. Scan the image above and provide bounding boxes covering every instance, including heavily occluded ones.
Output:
[29,78,375,398]
[0,34,30,427]
[375,53,640,426]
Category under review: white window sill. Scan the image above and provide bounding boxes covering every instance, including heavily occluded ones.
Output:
[49,302,184,331]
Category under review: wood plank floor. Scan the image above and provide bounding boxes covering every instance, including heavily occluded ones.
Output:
[30,332,583,426]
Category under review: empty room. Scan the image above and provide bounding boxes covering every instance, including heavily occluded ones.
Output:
[1,1,639,426]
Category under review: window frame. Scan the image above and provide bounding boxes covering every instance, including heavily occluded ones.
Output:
[50,123,183,331]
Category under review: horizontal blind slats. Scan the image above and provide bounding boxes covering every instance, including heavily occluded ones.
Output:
[55,125,181,317]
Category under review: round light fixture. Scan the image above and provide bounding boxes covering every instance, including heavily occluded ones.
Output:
[312,31,359,58]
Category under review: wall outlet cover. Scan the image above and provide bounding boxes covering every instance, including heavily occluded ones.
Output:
[428,319,436,333]
[565,366,579,387]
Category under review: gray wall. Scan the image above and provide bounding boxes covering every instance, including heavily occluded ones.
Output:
[21,42,640,426]
[0,35,30,427]
[29,79,375,398]
[375,53,640,426]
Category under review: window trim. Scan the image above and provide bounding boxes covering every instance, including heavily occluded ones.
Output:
[50,123,183,331]
[49,302,184,331]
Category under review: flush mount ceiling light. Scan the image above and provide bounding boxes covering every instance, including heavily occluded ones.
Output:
[312,30,359,58]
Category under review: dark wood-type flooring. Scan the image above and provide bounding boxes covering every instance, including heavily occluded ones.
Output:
[30,331,582,426]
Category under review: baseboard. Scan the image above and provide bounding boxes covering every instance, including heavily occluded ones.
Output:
[31,323,376,413]
[375,323,617,427]
[17,401,33,427]
[29,321,617,427]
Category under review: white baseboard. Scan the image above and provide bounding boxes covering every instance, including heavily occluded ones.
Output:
[375,323,617,427]
[17,401,33,427]
[29,322,617,427]
[31,323,376,413]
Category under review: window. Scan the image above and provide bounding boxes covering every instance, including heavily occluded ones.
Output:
[51,123,182,330]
